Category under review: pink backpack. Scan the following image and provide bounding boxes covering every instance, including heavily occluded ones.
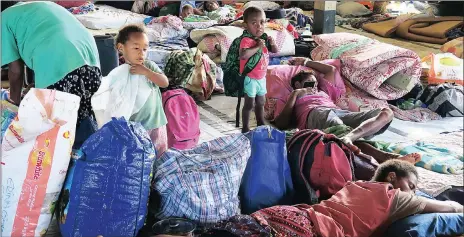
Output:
[162,89,200,150]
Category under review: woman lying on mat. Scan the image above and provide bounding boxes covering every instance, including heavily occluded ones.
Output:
[251,160,463,237]
[1,1,101,128]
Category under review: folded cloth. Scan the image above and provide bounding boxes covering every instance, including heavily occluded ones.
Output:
[67,1,94,15]
[384,141,463,174]
[362,14,415,37]
[396,16,464,44]
[323,124,353,138]
[389,104,441,122]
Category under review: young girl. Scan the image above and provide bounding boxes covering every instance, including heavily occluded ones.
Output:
[115,24,169,157]
[239,7,278,133]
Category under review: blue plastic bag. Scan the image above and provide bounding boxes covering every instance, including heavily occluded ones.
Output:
[239,126,294,214]
[59,117,156,237]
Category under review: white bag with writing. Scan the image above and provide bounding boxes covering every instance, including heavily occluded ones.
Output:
[1,89,79,237]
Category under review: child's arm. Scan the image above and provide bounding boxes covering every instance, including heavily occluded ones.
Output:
[268,36,278,53]
[239,39,265,60]
[144,69,169,88]
[130,64,169,88]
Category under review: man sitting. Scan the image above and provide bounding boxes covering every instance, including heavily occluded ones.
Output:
[273,57,394,149]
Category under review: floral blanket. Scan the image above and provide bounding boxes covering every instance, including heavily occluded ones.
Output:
[311,33,421,100]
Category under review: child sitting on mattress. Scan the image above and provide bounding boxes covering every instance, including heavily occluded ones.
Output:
[115,24,169,157]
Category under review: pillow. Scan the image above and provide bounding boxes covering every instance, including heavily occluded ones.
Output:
[266,59,343,102]
[265,59,345,120]
[337,2,372,18]
[266,65,309,102]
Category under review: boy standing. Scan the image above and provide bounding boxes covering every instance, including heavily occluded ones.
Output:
[238,7,278,133]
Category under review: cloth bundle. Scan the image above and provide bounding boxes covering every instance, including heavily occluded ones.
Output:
[363,15,464,44]
[152,133,251,224]
[311,33,421,100]
[385,142,463,174]
[164,48,217,100]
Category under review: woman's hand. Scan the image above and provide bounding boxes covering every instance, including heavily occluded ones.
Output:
[289,57,310,66]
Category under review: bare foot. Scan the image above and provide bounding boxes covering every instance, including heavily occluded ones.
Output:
[398,153,422,164]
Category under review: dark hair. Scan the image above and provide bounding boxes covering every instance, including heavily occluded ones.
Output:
[1,1,16,12]
[115,24,146,45]
[243,6,264,22]
[291,71,315,89]
[372,159,418,182]
[203,1,222,12]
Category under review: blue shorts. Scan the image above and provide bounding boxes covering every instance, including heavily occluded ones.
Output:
[244,76,267,98]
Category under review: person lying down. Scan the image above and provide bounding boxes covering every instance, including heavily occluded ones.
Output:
[251,160,464,237]
[273,58,394,152]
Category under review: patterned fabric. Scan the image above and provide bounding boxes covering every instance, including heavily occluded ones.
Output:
[312,33,421,100]
[335,79,389,112]
[251,205,316,237]
[186,49,217,101]
[384,142,463,174]
[182,20,218,30]
[164,49,196,86]
[200,215,272,237]
[47,65,101,127]
[148,125,168,158]
[205,5,236,24]
[223,30,271,97]
[149,15,183,30]
[285,8,312,28]
[1,100,18,140]
[389,104,441,122]
[152,133,251,224]
[67,1,95,15]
